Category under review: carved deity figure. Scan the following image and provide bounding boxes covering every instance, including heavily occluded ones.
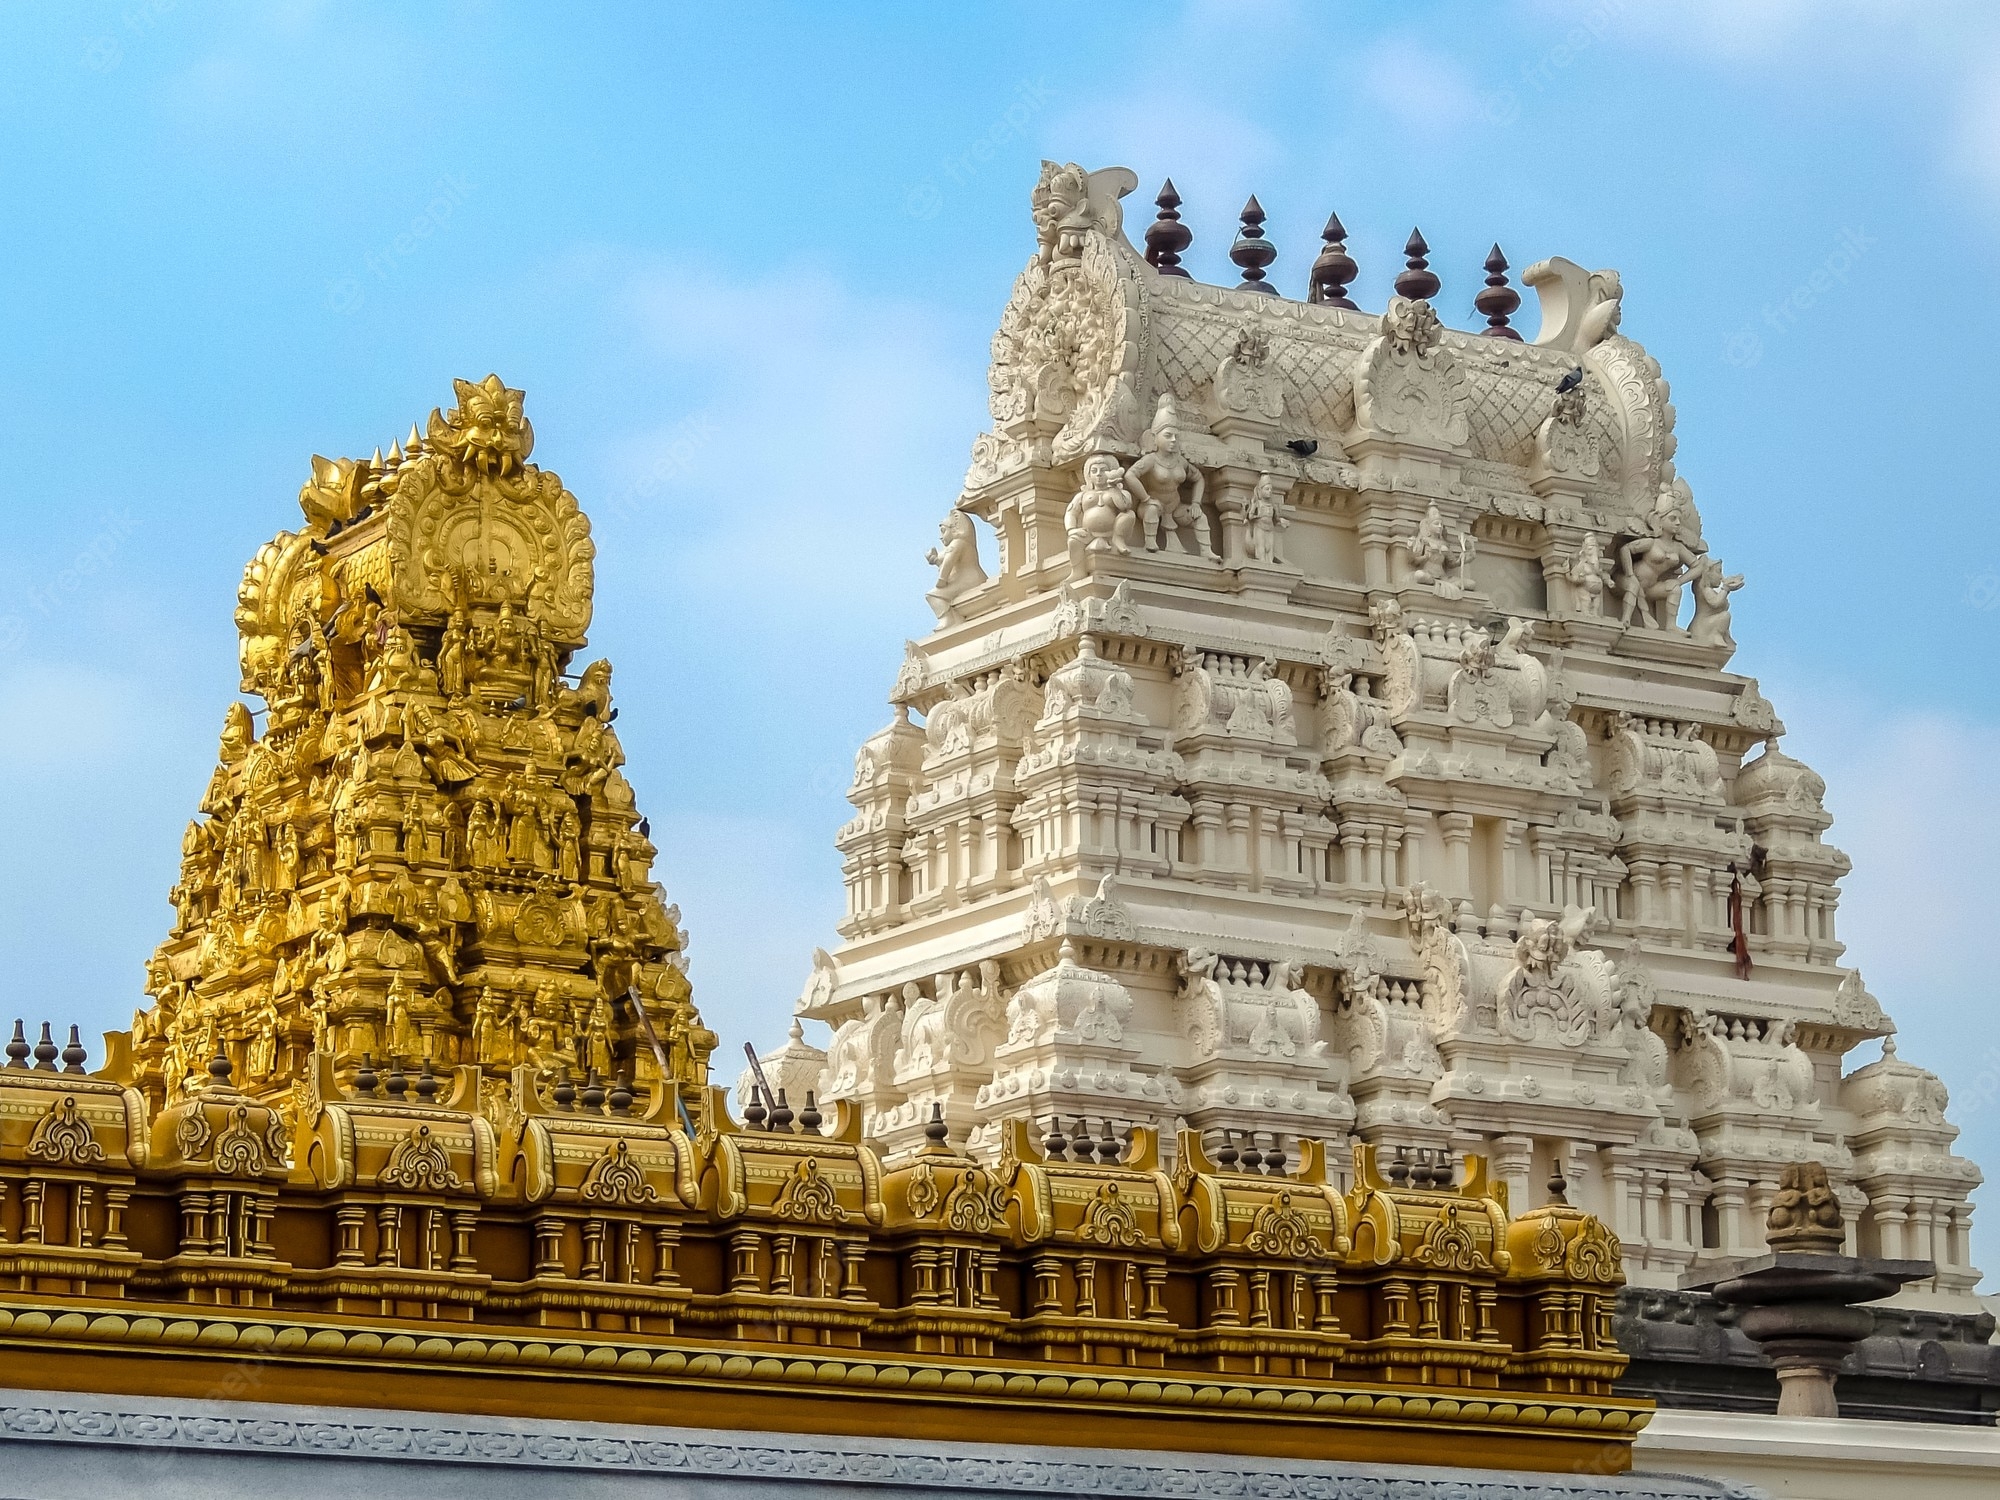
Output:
[1765,1161,1844,1253]
[1123,398,1214,559]
[1407,503,1474,596]
[1245,472,1288,565]
[1687,555,1744,647]
[1568,533,1611,614]
[1617,529,1696,629]
[1064,452,1138,576]
[924,511,989,624]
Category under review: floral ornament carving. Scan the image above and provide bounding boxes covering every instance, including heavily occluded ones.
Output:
[904,1158,943,1221]
[26,1095,105,1167]
[1354,298,1470,449]
[1241,1191,1327,1260]
[1532,1215,1568,1271]
[1534,373,1599,480]
[211,1105,269,1176]
[942,1169,1010,1236]
[1566,1219,1623,1282]
[1077,1180,1142,1248]
[580,1138,661,1208]
[378,1123,464,1192]
[175,1106,214,1163]
[1416,1203,1491,1273]
[774,1156,849,1225]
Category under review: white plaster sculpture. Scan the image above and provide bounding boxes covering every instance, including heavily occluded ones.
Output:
[924,511,988,623]
[1123,397,1215,559]
[773,161,1984,1309]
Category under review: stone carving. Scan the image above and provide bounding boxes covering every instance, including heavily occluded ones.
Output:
[1124,397,1215,558]
[1611,941,1670,1090]
[1002,941,1133,1048]
[25,1095,106,1167]
[1521,257,1625,353]
[1567,533,1612,614]
[1498,909,1597,1046]
[925,511,989,623]
[1687,554,1744,647]
[1051,578,1147,639]
[1244,472,1290,564]
[378,1122,464,1192]
[1765,1160,1844,1252]
[1533,370,1599,480]
[1023,874,1136,944]
[1321,668,1401,759]
[1183,951,1326,1064]
[1405,502,1476,596]
[1617,481,1707,630]
[1175,650,1296,745]
[1065,452,1140,575]
[1212,327,1285,427]
[1354,297,1470,449]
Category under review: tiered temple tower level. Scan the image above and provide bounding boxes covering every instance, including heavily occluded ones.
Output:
[786,164,1982,1298]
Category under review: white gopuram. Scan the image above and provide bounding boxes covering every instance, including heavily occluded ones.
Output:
[761,162,1982,1301]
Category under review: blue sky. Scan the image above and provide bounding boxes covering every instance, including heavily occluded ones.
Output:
[3,1,1999,1274]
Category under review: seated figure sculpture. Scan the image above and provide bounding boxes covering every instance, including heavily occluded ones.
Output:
[1123,397,1215,559]
[1064,451,1139,576]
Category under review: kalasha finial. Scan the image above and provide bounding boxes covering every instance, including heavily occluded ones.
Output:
[62,1025,88,1074]
[34,1022,59,1072]
[1395,228,1440,300]
[1044,1117,1068,1161]
[743,1084,767,1131]
[1475,243,1522,339]
[1548,1169,1569,1205]
[1145,178,1192,278]
[6,1020,28,1069]
[799,1090,822,1134]
[1230,195,1277,295]
[1215,1130,1240,1171]
[769,1086,795,1133]
[924,1100,951,1147]
[354,1053,379,1097]
[1307,211,1358,309]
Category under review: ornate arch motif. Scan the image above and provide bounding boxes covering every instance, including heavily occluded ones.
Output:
[1077,1180,1141,1248]
[378,1123,463,1192]
[1242,1190,1327,1260]
[211,1105,269,1176]
[774,1156,848,1224]
[579,1138,660,1208]
[1416,1203,1491,1272]
[25,1096,105,1167]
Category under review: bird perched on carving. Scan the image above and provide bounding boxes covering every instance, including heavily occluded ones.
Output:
[1285,438,1318,457]
[1554,367,1585,396]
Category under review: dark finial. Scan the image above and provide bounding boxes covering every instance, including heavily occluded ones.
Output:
[743,1083,767,1131]
[609,1073,633,1116]
[769,1086,794,1133]
[1434,1152,1456,1189]
[1387,1145,1411,1187]
[1395,228,1441,300]
[1230,195,1278,296]
[354,1053,379,1097]
[1145,178,1192,278]
[414,1057,438,1103]
[1216,1129,1240,1171]
[206,1046,231,1084]
[1096,1118,1121,1164]
[1073,1117,1093,1162]
[34,1022,59,1072]
[552,1068,576,1112]
[1548,1168,1569,1204]
[62,1025,88,1075]
[924,1100,950,1147]
[1307,210,1358,309]
[799,1089,822,1134]
[384,1059,408,1100]
[1475,243,1522,339]
[580,1070,606,1113]
[1240,1134,1263,1174]
[6,1020,28,1069]
[1265,1134,1288,1176]
[1044,1117,1068,1161]
[1411,1148,1432,1189]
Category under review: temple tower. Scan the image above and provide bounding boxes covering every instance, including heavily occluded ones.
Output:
[780,163,1982,1299]
[135,375,715,1125]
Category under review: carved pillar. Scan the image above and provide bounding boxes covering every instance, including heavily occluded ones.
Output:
[1437,813,1474,902]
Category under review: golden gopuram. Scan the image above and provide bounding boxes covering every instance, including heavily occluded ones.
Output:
[0,374,1658,1478]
